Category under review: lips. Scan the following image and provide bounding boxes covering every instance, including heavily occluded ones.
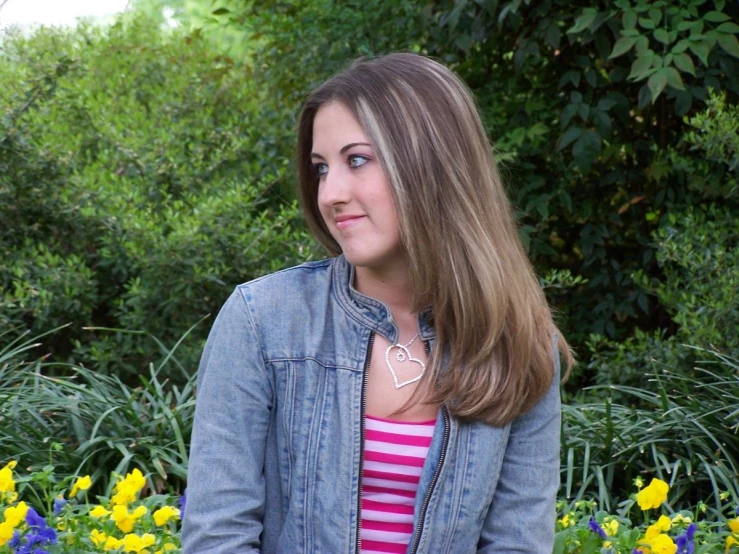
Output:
[335,215,365,230]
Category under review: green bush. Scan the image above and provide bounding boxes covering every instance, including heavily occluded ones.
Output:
[0,16,314,379]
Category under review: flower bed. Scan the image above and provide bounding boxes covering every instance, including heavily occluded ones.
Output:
[0,461,182,553]
[555,477,739,553]
[0,461,737,553]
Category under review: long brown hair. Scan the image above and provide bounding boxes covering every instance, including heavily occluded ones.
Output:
[296,53,573,426]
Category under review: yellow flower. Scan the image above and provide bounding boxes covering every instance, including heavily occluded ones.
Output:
[644,515,671,541]
[156,543,178,553]
[3,501,28,528]
[648,533,677,554]
[603,518,619,536]
[70,475,92,497]
[111,504,148,533]
[727,535,739,553]
[111,469,147,506]
[104,536,124,551]
[90,505,112,519]
[671,514,692,525]
[729,518,739,534]
[122,532,156,553]
[654,515,671,532]
[636,478,669,510]
[0,521,14,547]
[153,505,181,526]
[90,529,108,546]
[635,476,645,489]
[0,461,17,495]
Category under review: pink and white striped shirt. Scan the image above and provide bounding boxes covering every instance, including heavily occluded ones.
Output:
[359,414,436,554]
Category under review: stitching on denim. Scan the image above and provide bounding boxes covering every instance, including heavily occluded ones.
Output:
[234,286,273,400]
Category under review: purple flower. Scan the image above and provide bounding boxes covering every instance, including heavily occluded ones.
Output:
[25,508,46,529]
[8,531,22,549]
[52,497,66,515]
[588,517,607,539]
[14,508,57,554]
[676,523,696,554]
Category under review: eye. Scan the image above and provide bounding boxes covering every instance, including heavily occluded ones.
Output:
[312,162,328,177]
[349,155,369,169]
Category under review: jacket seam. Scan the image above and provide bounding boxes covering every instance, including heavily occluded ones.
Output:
[266,356,357,371]
[239,258,332,288]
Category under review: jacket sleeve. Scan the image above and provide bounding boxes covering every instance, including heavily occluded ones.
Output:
[182,288,273,553]
[477,335,562,553]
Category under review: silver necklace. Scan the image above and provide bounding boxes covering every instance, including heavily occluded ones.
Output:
[385,333,426,389]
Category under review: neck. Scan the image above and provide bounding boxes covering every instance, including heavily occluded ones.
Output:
[353,261,416,319]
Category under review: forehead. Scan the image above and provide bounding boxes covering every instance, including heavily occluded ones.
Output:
[312,101,369,147]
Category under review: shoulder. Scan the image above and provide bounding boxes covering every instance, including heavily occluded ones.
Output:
[234,257,335,304]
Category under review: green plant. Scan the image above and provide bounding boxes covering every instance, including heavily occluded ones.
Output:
[562,347,739,513]
[0,327,196,493]
[0,15,315,379]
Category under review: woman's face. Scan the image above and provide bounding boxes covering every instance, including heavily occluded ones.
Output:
[312,101,404,273]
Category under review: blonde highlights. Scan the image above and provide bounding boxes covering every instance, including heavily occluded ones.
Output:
[297,53,573,426]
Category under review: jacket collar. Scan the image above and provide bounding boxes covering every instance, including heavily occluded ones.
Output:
[332,254,435,344]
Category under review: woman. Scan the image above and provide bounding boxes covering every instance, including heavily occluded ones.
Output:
[182,52,573,553]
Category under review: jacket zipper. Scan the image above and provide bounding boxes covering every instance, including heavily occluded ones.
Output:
[356,331,375,553]
[409,339,450,554]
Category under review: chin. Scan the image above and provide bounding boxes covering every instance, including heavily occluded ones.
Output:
[341,246,406,273]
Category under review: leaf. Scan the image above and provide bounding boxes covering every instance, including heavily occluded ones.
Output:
[545,24,562,49]
[212,7,230,15]
[673,52,696,75]
[623,9,637,30]
[674,90,693,116]
[703,11,731,23]
[585,69,597,87]
[572,130,602,161]
[718,33,739,58]
[639,17,655,30]
[628,54,655,80]
[654,29,670,44]
[561,104,578,127]
[717,22,739,34]
[558,127,584,150]
[596,98,617,111]
[671,39,690,54]
[648,70,668,102]
[635,35,650,54]
[593,111,612,137]
[664,67,685,90]
[567,9,597,34]
[688,41,710,65]
[609,36,637,59]
[648,7,662,25]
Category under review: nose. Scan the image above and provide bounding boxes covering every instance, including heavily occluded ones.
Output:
[317,164,351,207]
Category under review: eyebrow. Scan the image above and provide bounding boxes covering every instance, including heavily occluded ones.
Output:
[310,142,373,160]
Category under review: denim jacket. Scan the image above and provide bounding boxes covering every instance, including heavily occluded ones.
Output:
[182,254,562,553]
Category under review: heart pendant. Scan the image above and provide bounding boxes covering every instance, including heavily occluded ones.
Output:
[385,344,426,389]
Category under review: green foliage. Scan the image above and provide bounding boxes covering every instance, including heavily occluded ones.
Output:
[0,16,314,378]
[0,328,194,494]
[419,0,739,349]
[562,347,739,513]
